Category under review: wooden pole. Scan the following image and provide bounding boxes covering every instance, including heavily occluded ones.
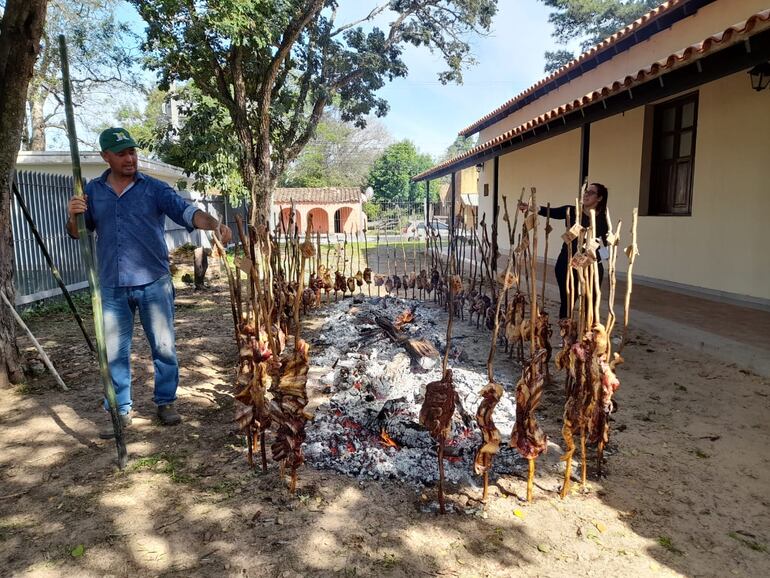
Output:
[0,290,68,391]
[60,35,127,468]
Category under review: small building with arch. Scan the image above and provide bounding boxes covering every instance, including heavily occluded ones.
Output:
[272,187,366,235]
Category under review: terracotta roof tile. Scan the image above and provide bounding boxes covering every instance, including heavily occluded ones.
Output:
[414,9,770,182]
[459,0,697,137]
[274,187,362,205]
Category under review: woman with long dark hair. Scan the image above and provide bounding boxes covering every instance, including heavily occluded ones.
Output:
[519,183,609,319]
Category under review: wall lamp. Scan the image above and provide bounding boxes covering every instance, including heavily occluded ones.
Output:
[748,62,770,92]
[475,163,484,173]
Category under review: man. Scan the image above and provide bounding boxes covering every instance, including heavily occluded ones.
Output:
[66,127,232,437]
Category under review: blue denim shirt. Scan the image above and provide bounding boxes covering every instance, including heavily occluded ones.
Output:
[84,170,198,287]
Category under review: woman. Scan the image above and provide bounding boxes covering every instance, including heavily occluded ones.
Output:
[519,183,609,319]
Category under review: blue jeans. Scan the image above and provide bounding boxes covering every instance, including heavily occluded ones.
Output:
[101,275,178,414]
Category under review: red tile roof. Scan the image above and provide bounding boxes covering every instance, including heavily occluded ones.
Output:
[274,187,363,205]
[459,0,700,137]
[414,9,770,182]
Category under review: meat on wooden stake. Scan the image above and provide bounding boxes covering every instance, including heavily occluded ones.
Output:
[419,369,456,441]
[473,381,504,478]
[269,339,312,494]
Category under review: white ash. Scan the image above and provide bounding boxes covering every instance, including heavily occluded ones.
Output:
[304,296,529,487]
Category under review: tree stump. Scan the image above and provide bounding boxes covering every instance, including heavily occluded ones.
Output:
[194,247,211,290]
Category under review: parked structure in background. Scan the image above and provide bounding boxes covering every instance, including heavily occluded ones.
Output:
[414,0,770,308]
[273,187,366,234]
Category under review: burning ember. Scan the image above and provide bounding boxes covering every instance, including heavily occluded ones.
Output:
[380,428,399,448]
[303,296,526,487]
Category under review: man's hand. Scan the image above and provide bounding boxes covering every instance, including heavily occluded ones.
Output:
[215,222,233,245]
[66,195,88,238]
[68,195,88,219]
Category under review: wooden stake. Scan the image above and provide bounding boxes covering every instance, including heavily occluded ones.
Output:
[0,290,68,391]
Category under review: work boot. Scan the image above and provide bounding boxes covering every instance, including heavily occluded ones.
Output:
[99,412,132,439]
[157,403,182,426]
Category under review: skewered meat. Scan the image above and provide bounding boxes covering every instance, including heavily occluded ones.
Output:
[334,271,346,293]
[346,276,356,294]
[555,318,578,371]
[374,274,385,287]
[510,350,548,460]
[473,381,504,476]
[392,274,402,294]
[385,276,394,294]
[363,267,372,284]
[269,340,312,490]
[419,369,455,441]
[560,323,620,496]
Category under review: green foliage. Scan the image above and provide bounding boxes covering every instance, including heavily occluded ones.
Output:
[443,134,478,161]
[367,141,436,204]
[540,0,660,73]
[151,85,248,201]
[280,110,390,188]
[130,0,498,216]
[24,0,140,150]
[20,290,92,321]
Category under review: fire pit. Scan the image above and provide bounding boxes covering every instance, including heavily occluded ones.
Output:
[304,296,528,487]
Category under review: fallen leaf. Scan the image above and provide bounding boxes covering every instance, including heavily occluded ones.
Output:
[70,544,85,558]
[513,509,525,519]
[594,521,607,533]
[537,543,551,553]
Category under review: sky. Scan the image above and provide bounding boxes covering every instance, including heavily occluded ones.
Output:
[114,0,577,160]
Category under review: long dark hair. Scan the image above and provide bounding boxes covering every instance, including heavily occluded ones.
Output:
[590,182,609,215]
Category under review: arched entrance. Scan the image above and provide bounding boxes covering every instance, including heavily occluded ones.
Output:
[333,206,353,233]
[307,207,330,233]
[279,207,301,235]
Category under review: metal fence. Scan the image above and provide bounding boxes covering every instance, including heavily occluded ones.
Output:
[363,200,453,237]
[11,170,247,306]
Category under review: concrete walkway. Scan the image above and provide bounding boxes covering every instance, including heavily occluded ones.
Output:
[532,259,770,377]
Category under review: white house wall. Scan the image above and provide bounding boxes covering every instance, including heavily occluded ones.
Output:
[479,69,770,303]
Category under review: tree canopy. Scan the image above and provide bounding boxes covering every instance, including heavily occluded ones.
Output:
[280,110,390,188]
[25,0,139,150]
[366,140,435,204]
[540,0,659,73]
[131,0,498,222]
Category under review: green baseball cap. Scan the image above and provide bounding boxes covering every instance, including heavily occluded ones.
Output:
[99,127,138,153]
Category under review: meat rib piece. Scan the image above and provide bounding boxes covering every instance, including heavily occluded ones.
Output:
[510,350,548,460]
[233,332,273,470]
[473,381,504,476]
[419,369,455,441]
[560,323,621,498]
[269,339,311,493]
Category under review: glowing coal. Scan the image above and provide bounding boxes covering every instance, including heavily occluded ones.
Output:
[304,296,528,487]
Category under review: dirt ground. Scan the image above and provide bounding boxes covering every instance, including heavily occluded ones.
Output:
[1,268,769,577]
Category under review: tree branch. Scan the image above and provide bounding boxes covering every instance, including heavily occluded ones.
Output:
[331,1,391,37]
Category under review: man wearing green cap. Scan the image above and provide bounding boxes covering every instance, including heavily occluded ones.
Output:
[66,127,232,436]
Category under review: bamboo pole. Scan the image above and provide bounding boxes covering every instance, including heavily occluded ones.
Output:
[0,291,68,391]
[12,181,95,352]
[59,35,126,468]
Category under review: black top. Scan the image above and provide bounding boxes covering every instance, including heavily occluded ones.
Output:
[538,205,609,260]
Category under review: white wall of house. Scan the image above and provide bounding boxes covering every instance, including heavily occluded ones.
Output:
[477,69,770,303]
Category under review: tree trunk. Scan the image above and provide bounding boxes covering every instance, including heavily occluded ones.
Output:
[0,0,48,387]
[28,89,46,151]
